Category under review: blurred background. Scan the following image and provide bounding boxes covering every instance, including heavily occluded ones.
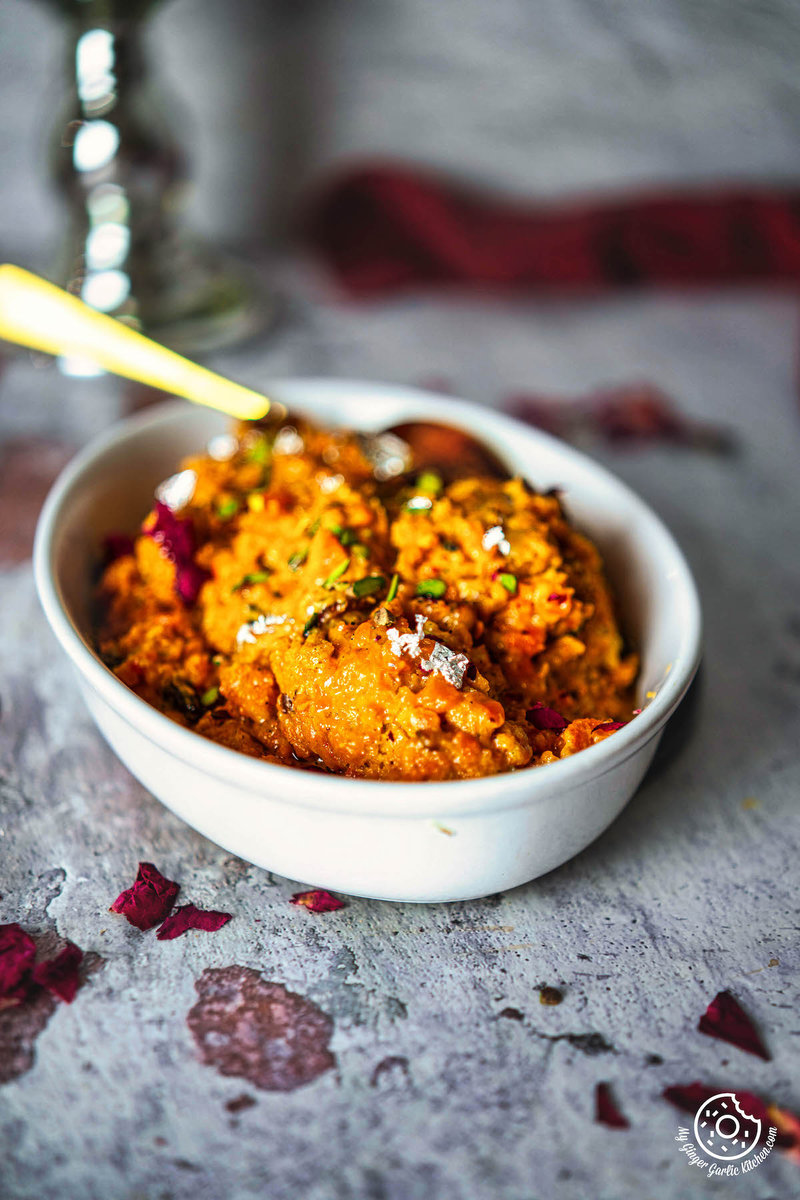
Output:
[4,0,800,256]
[2,0,799,547]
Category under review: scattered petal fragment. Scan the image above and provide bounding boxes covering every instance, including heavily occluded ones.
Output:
[110,862,180,931]
[664,1083,797,1150]
[156,904,232,941]
[101,532,135,565]
[596,1082,630,1129]
[291,890,346,913]
[31,943,84,1003]
[0,924,36,1006]
[148,502,210,606]
[528,702,568,732]
[698,990,770,1060]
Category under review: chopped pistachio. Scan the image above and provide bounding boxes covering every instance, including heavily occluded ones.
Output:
[232,571,271,592]
[246,435,270,464]
[200,686,219,707]
[288,548,308,571]
[416,578,446,599]
[415,470,443,495]
[216,496,239,521]
[323,557,350,588]
[498,572,518,594]
[352,575,385,598]
[386,573,400,603]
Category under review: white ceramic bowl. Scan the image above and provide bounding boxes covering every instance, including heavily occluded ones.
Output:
[34,380,701,902]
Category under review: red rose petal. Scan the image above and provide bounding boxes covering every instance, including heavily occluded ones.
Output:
[698,990,770,1060]
[148,502,210,606]
[663,1081,710,1115]
[101,532,135,565]
[664,1082,798,1151]
[31,942,84,1003]
[595,1082,630,1129]
[110,862,180,931]
[527,702,568,732]
[156,904,232,941]
[595,721,627,733]
[291,890,346,913]
[0,923,36,1008]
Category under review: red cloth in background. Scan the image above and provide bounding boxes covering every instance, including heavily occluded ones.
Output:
[306,163,800,296]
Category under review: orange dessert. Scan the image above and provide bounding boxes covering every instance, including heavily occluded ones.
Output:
[95,416,637,780]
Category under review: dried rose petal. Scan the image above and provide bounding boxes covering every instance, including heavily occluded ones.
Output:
[31,943,83,1003]
[291,890,346,913]
[596,1082,630,1129]
[665,1083,797,1151]
[509,384,735,454]
[547,592,568,604]
[527,702,568,732]
[698,991,770,1060]
[768,1103,800,1163]
[156,904,232,941]
[663,1081,712,1115]
[595,721,627,733]
[0,923,36,1005]
[110,862,180,931]
[101,532,135,565]
[148,502,210,605]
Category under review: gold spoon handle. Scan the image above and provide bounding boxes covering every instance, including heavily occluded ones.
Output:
[0,264,270,421]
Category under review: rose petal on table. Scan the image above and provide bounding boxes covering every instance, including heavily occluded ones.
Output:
[110,862,180,931]
[31,942,84,1003]
[156,904,232,941]
[595,1082,630,1129]
[290,890,346,913]
[508,383,737,454]
[698,990,770,1060]
[664,1082,798,1150]
[0,923,36,1003]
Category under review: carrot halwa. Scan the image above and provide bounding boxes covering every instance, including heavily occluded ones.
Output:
[95,415,638,780]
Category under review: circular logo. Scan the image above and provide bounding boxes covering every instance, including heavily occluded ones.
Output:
[693,1093,762,1161]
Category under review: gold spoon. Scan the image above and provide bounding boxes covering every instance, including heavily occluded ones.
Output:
[0,264,271,421]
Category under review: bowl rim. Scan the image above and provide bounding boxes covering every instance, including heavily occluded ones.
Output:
[34,379,702,818]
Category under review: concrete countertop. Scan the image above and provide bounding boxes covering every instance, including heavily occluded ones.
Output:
[1,272,798,1199]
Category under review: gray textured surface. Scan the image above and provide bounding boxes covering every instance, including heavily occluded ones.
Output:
[1,276,799,1199]
[2,0,800,1193]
